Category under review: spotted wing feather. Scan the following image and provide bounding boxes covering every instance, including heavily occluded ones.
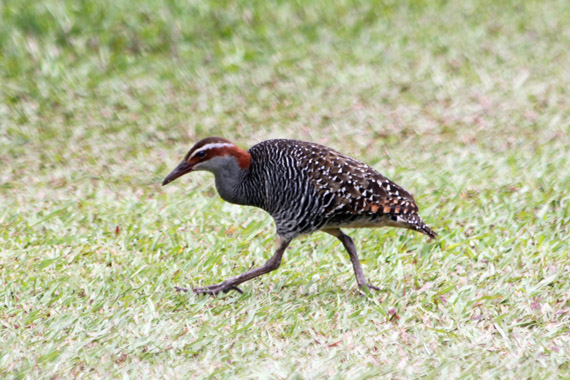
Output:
[247,139,435,239]
[297,143,418,218]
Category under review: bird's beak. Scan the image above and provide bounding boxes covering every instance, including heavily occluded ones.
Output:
[162,160,193,186]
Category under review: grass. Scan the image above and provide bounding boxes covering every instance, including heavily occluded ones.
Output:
[1,0,570,378]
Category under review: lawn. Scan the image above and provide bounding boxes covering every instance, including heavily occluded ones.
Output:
[1,0,569,378]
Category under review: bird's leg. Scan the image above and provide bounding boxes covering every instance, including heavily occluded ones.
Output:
[188,236,292,295]
[324,228,380,291]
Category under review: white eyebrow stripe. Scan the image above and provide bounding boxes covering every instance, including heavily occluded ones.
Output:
[190,143,234,159]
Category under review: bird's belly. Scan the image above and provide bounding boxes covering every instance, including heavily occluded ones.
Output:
[339,219,391,228]
[323,214,409,230]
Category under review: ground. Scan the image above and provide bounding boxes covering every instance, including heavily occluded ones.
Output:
[1,0,569,378]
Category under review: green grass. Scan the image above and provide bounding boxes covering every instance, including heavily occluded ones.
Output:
[1,0,570,378]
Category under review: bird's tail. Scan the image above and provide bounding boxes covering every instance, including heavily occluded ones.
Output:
[403,213,437,239]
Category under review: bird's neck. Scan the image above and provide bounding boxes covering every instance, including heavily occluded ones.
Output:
[206,156,251,206]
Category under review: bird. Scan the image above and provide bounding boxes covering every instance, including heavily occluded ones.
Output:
[162,137,436,295]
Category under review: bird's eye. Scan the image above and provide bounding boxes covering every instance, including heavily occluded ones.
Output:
[196,151,206,158]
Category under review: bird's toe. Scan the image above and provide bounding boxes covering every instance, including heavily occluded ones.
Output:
[366,284,381,291]
[357,283,381,295]
[192,283,243,295]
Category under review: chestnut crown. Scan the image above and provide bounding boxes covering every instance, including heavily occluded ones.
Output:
[162,137,251,186]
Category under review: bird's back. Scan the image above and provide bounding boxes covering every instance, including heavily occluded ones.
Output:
[243,139,434,239]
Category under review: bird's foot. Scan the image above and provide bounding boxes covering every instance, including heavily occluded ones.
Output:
[177,282,244,295]
[358,283,381,295]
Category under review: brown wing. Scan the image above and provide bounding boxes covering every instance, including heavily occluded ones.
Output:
[297,142,419,218]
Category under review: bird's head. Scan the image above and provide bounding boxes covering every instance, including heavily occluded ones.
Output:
[162,137,251,186]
